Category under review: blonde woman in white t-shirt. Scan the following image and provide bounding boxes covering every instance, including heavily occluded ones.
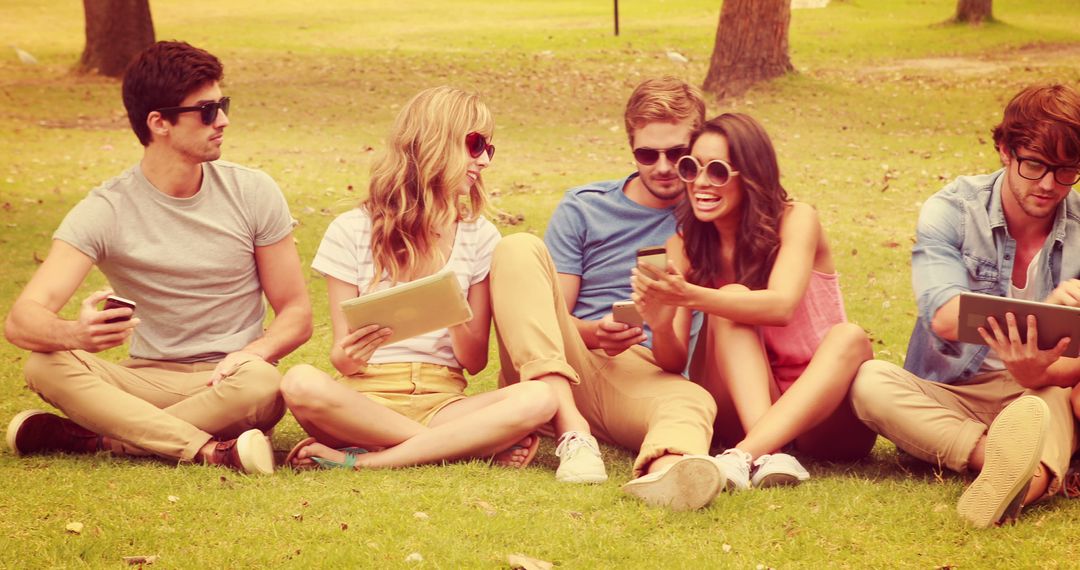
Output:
[280,86,557,470]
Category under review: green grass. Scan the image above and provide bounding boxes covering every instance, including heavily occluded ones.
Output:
[2,0,1080,567]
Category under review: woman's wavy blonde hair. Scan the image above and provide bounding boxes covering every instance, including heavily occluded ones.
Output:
[362,86,493,289]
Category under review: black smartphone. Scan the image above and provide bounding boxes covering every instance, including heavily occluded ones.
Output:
[103,295,136,324]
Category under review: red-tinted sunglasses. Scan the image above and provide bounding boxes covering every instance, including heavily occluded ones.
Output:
[466,132,495,159]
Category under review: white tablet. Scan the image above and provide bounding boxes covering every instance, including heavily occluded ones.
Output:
[957,292,1080,358]
[340,270,473,345]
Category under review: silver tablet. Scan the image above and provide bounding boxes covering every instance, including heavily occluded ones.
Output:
[957,292,1080,358]
[340,270,473,345]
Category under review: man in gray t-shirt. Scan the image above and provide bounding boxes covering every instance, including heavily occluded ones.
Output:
[3,41,312,475]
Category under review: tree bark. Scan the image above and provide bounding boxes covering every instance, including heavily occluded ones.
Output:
[703,0,793,100]
[953,0,993,24]
[77,0,155,78]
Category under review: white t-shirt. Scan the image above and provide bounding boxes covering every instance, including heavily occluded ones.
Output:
[312,208,501,367]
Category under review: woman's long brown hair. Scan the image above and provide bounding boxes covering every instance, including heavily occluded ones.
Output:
[677,113,790,290]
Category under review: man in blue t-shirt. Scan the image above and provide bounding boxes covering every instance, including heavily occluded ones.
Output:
[490,77,725,510]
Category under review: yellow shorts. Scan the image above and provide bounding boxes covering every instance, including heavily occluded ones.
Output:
[338,362,467,426]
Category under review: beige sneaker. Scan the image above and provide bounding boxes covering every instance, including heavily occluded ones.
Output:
[957,395,1049,528]
[622,455,725,511]
[554,431,608,483]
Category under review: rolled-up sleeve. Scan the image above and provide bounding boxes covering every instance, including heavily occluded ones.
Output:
[911,193,970,332]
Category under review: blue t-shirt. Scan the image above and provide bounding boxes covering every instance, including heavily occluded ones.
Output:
[545,173,698,349]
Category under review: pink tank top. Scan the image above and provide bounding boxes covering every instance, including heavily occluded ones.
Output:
[759,270,846,389]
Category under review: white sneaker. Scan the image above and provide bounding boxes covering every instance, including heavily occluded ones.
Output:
[712,448,752,491]
[554,431,608,483]
[750,453,810,488]
[622,455,725,511]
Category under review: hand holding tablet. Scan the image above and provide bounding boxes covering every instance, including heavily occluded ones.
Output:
[957,292,1080,358]
[340,271,473,345]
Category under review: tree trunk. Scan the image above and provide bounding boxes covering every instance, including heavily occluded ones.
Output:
[77,0,155,78]
[953,0,993,24]
[703,0,793,100]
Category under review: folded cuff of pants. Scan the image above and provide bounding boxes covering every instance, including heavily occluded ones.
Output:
[519,358,581,386]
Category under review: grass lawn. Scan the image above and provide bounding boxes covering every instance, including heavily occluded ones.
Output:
[2,0,1080,567]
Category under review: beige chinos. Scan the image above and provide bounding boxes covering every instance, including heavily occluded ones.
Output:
[851,359,1076,496]
[490,233,716,477]
[23,350,285,462]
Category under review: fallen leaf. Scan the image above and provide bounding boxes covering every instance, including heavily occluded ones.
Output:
[565,511,583,520]
[405,552,423,563]
[340,522,349,531]
[722,544,732,553]
[413,511,429,520]
[474,501,497,516]
[508,553,553,570]
[65,522,84,534]
[167,495,179,503]
[292,513,303,521]
[123,555,159,565]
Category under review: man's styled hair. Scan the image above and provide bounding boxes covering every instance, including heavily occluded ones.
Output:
[992,84,1080,165]
[623,77,707,145]
[122,41,224,146]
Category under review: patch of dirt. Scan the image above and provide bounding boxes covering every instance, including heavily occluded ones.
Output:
[861,42,1080,76]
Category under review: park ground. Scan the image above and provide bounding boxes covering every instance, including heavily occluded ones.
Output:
[1,0,1080,567]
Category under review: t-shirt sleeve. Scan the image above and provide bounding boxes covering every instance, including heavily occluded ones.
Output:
[250,170,294,247]
[312,211,364,286]
[544,195,586,276]
[469,217,502,285]
[52,194,116,263]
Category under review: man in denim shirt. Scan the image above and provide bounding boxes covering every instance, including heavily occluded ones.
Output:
[851,84,1080,528]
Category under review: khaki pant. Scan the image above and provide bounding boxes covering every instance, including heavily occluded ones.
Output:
[850,359,1076,496]
[23,350,285,462]
[490,234,717,477]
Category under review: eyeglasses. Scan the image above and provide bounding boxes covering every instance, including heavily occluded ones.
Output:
[632,146,689,166]
[1013,151,1080,186]
[154,96,231,126]
[676,155,740,187]
[466,132,495,160]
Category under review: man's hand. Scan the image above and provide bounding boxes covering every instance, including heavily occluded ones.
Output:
[74,289,138,352]
[207,350,265,387]
[595,313,646,357]
[978,312,1070,388]
[1046,279,1080,307]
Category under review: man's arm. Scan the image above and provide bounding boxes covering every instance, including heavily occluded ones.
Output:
[911,195,972,342]
[242,234,313,363]
[4,240,137,352]
[558,273,644,355]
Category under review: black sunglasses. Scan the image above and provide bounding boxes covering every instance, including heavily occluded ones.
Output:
[632,146,690,166]
[154,96,231,126]
[676,155,739,187]
[466,132,495,160]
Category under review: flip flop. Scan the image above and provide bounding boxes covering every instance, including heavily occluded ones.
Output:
[285,437,369,470]
[492,433,541,469]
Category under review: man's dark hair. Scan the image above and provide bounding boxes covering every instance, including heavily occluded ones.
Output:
[122,41,224,146]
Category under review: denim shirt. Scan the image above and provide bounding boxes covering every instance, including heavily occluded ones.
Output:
[903,169,1080,383]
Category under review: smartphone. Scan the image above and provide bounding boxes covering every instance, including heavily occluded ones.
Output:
[611,301,643,327]
[636,246,667,272]
[102,295,136,324]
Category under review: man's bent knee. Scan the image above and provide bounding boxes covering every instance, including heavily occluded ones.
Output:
[849,359,903,420]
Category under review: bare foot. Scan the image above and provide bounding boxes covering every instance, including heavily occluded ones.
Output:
[492,434,539,468]
[289,440,348,469]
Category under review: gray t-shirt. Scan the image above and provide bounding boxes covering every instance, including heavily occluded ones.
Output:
[54,161,294,362]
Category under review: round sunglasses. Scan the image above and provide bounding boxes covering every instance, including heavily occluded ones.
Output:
[154,97,230,126]
[632,146,689,166]
[676,155,740,187]
[466,132,495,160]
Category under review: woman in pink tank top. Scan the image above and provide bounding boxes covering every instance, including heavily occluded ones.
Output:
[631,113,875,490]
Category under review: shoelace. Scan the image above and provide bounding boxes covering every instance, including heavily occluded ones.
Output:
[555,432,597,458]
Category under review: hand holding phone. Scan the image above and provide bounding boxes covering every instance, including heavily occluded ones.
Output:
[102,295,136,324]
[611,300,643,327]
